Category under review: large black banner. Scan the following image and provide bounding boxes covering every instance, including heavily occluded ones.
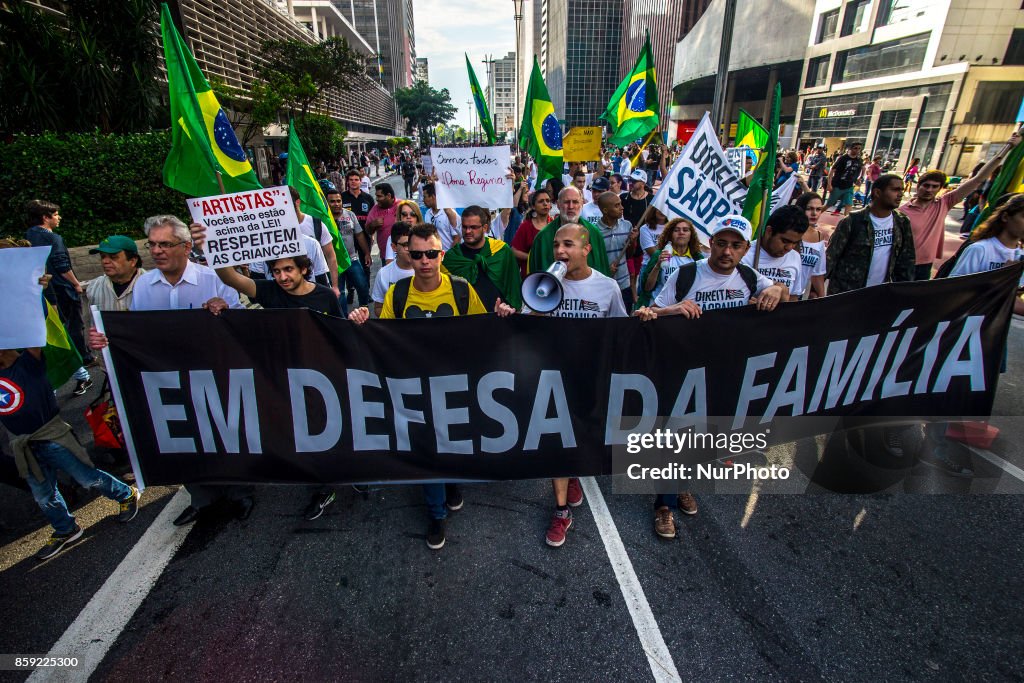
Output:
[102,265,1020,488]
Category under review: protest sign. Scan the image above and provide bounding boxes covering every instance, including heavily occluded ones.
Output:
[563,127,603,162]
[0,246,50,348]
[725,146,757,177]
[188,186,303,269]
[421,154,433,176]
[430,146,512,209]
[102,264,1019,490]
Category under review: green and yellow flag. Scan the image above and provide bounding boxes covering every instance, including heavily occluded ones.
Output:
[466,55,497,145]
[736,109,769,173]
[519,58,563,186]
[602,32,659,146]
[976,129,1024,227]
[741,84,781,238]
[42,301,81,390]
[160,3,261,197]
[286,119,351,274]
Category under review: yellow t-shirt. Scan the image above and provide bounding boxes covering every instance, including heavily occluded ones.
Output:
[380,274,487,319]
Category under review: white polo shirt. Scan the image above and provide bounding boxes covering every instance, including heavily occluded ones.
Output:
[131,260,242,311]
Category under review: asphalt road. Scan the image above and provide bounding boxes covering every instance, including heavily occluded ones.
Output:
[1,186,1023,681]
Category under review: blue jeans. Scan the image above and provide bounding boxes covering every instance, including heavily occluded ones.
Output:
[655,493,676,508]
[26,440,132,534]
[341,259,370,307]
[423,484,447,520]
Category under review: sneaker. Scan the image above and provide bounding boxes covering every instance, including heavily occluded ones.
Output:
[919,442,975,478]
[566,477,584,507]
[426,518,446,550]
[677,492,698,516]
[654,506,676,538]
[117,487,140,523]
[35,525,83,561]
[445,483,464,511]
[545,509,572,547]
[884,427,905,458]
[304,490,336,520]
[73,379,94,396]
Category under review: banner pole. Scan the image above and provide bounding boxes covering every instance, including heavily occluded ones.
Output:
[630,129,659,169]
[215,170,226,194]
[752,181,770,270]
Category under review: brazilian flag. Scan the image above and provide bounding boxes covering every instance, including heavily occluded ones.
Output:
[519,57,563,185]
[42,301,81,390]
[741,84,781,238]
[160,3,262,198]
[466,55,497,144]
[736,109,769,173]
[287,120,351,274]
[601,33,659,146]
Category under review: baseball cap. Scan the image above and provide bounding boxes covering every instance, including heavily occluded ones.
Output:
[591,176,610,191]
[709,215,753,243]
[89,235,139,255]
[629,169,647,183]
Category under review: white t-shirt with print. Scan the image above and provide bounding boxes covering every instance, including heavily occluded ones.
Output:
[298,214,333,248]
[742,242,805,296]
[372,260,415,303]
[250,233,329,280]
[649,247,695,301]
[425,207,461,250]
[654,260,773,311]
[799,240,827,284]
[866,212,894,287]
[523,269,627,318]
[950,237,1024,279]
[639,224,666,270]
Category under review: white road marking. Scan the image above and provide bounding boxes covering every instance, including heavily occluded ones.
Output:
[28,489,193,683]
[967,446,1024,483]
[580,477,682,683]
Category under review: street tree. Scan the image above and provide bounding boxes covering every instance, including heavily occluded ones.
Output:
[393,80,457,146]
[257,37,370,119]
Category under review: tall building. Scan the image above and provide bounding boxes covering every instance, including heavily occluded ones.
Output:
[344,0,416,93]
[485,52,517,137]
[670,0,813,146]
[516,0,544,121]
[415,57,429,83]
[793,0,1024,175]
[539,0,624,128]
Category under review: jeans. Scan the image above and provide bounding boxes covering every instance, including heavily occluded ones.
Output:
[26,440,132,534]
[809,175,822,192]
[403,176,416,197]
[655,493,676,508]
[340,259,370,307]
[621,287,634,313]
[423,483,447,520]
[914,263,933,281]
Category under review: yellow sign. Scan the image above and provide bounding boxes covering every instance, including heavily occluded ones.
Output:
[819,107,828,118]
[562,126,603,162]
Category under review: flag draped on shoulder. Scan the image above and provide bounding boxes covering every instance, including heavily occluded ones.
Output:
[466,55,497,145]
[442,238,523,309]
[976,128,1024,227]
[42,301,81,389]
[159,3,261,197]
[736,109,769,173]
[601,32,659,147]
[519,58,563,185]
[741,84,781,238]
[286,120,352,273]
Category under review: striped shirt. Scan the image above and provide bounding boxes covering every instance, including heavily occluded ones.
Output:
[597,216,633,290]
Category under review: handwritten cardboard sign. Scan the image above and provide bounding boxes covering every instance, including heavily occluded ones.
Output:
[430,146,512,209]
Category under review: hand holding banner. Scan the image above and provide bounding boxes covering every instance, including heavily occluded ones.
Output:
[430,146,513,209]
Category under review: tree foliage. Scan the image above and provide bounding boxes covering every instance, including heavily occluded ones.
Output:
[393,81,457,145]
[0,0,161,133]
[210,77,284,148]
[293,115,348,162]
[257,37,371,119]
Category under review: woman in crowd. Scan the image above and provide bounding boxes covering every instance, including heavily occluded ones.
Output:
[635,217,703,308]
[510,188,554,277]
[794,192,827,299]
[383,200,423,262]
[637,205,669,272]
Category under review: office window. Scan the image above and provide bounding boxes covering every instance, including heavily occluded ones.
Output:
[833,32,929,83]
[876,0,929,27]
[967,82,1024,124]
[1005,29,1024,66]
[816,9,839,43]
[805,56,830,87]
[841,0,872,36]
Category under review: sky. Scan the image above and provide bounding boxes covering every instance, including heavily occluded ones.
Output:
[413,0,518,131]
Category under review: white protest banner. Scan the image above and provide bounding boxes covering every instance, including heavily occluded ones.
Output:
[421,154,433,176]
[430,146,512,209]
[0,246,50,348]
[188,186,303,269]
[652,113,747,239]
[768,175,799,214]
[725,146,757,178]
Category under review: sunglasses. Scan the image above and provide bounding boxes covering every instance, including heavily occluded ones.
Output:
[408,249,441,260]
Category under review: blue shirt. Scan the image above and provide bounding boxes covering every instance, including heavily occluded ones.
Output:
[0,352,59,436]
[25,225,76,298]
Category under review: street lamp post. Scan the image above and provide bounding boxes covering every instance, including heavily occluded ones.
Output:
[513,0,523,154]
[482,55,497,144]
[466,98,474,144]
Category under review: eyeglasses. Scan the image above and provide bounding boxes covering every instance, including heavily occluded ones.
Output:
[408,249,441,260]
[394,240,409,249]
[145,240,186,251]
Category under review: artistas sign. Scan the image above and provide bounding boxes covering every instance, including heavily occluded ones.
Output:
[188,186,303,269]
[430,146,513,209]
[99,265,1021,490]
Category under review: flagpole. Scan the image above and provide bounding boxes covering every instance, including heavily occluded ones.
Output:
[752,179,770,270]
[630,129,659,168]
[215,170,226,194]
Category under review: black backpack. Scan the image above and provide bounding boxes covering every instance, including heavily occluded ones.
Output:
[934,239,972,279]
[674,262,759,303]
[392,276,470,318]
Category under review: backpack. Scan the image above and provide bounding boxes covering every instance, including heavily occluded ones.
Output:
[674,262,759,303]
[934,239,973,279]
[312,216,324,244]
[392,276,470,318]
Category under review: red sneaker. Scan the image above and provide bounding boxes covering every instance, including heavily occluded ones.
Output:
[545,510,572,547]
[566,477,584,507]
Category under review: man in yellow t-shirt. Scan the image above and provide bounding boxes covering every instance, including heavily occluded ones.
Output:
[348,222,514,550]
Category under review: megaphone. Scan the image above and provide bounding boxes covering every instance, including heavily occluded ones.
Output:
[522,261,567,313]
